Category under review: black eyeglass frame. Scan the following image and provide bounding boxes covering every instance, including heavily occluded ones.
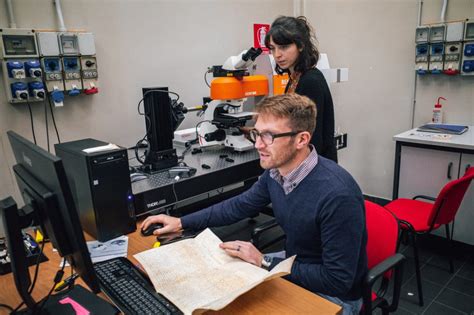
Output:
[249,129,302,145]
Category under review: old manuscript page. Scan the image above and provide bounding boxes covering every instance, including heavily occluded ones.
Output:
[134,228,295,314]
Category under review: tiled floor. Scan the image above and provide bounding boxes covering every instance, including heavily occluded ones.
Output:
[389,235,474,315]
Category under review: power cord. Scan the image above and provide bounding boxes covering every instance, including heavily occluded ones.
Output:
[47,95,61,143]
[33,259,66,314]
[195,120,212,143]
[11,239,46,313]
[26,101,37,145]
[44,100,50,152]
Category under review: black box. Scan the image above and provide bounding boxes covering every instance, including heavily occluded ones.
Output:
[55,139,136,241]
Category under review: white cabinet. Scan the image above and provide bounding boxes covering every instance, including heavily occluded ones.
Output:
[396,144,474,244]
[398,146,460,199]
[393,127,474,245]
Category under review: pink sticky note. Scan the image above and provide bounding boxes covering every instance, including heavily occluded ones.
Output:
[59,297,90,315]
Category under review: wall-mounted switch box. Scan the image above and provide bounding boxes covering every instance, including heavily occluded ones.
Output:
[446,22,464,42]
[461,42,474,75]
[1,29,43,104]
[444,42,462,74]
[78,33,96,55]
[36,32,60,56]
[429,43,444,73]
[0,29,38,59]
[430,25,446,42]
[415,27,430,43]
[465,21,474,41]
[58,33,80,55]
[415,43,429,74]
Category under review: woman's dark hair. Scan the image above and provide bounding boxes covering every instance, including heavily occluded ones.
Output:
[264,16,319,74]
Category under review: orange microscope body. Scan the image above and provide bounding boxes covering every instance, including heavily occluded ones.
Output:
[198,48,269,151]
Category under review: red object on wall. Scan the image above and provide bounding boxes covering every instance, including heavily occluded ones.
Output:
[253,24,270,53]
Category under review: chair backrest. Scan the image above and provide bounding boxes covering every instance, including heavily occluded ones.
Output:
[365,201,399,273]
[429,167,474,226]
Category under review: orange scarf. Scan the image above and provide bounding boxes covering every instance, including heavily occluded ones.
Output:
[286,72,301,94]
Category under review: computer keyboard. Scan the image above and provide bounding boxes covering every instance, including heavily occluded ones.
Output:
[94,257,182,315]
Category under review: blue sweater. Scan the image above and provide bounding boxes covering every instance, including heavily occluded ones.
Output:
[181,156,367,301]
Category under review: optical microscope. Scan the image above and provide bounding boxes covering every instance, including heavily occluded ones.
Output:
[198,48,269,151]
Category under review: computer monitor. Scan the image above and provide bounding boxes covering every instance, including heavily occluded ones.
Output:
[0,131,100,309]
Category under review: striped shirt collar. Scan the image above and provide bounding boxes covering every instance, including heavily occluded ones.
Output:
[269,145,319,195]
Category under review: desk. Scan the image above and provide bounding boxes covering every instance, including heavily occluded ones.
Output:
[0,224,342,314]
[131,146,262,216]
[392,127,474,244]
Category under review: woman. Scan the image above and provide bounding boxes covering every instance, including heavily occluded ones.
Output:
[265,16,337,162]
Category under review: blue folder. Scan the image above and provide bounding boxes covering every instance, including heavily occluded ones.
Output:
[417,124,469,135]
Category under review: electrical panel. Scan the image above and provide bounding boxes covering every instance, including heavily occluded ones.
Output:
[461,20,474,75]
[427,25,445,74]
[0,29,45,103]
[443,22,464,75]
[415,43,429,74]
[415,20,474,77]
[78,33,99,94]
[415,27,429,74]
[429,43,444,74]
[444,42,462,74]
[1,29,100,105]
[36,31,65,106]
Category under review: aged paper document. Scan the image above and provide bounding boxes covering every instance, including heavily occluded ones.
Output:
[134,228,295,314]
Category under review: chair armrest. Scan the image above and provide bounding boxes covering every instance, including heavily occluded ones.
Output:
[365,253,405,286]
[413,195,436,201]
[362,253,405,315]
[252,218,278,235]
[251,218,278,248]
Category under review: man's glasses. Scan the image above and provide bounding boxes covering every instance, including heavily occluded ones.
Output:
[249,129,301,145]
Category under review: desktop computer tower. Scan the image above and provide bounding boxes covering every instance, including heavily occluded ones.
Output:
[55,139,136,242]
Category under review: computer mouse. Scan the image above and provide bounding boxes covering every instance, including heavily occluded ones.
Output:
[141,223,164,236]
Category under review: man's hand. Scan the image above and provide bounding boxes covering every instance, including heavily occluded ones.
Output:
[219,241,263,267]
[140,214,182,236]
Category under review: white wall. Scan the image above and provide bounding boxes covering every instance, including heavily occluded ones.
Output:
[304,0,474,199]
[0,0,292,199]
[0,0,473,235]
[0,0,292,235]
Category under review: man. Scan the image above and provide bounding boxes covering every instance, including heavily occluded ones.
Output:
[141,94,367,314]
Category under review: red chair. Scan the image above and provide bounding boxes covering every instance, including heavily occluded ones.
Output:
[362,201,405,315]
[385,167,474,306]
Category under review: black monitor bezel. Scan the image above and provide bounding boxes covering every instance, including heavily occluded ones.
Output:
[6,130,100,295]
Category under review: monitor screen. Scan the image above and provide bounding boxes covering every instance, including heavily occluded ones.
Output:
[5,131,100,297]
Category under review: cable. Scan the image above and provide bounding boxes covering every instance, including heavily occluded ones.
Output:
[48,96,61,143]
[0,303,13,311]
[134,137,149,165]
[44,100,50,152]
[28,240,46,294]
[195,120,212,144]
[177,140,197,161]
[172,180,179,204]
[33,259,66,314]
[26,101,37,145]
[11,237,46,313]
[137,89,180,115]
[204,68,211,88]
